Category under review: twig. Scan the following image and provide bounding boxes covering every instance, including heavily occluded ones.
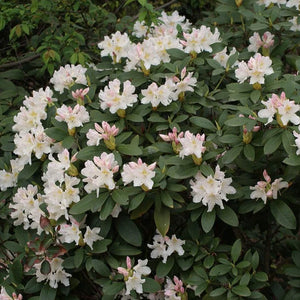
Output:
[0,54,40,69]
[156,0,177,10]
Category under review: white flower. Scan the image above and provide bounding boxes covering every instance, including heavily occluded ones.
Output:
[190,165,236,212]
[50,64,87,94]
[213,47,237,68]
[235,53,273,84]
[258,92,300,126]
[56,104,90,130]
[133,20,148,38]
[81,152,119,195]
[58,221,81,245]
[0,287,23,300]
[9,184,44,234]
[118,257,151,295]
[293,126,300,155]
[289,16,300,31]
[99,79,138,114]
[83,226,103,249]
[98,31,132,63]
[248,32,274,53]
[178,131,206,159]
[166,235,185,256]
[35,257,71,288]
[158,11,191,32]
[121,158,156,190]
[141,79,176,108]
[147,231,185,263]
[286,0,300,8]
[250,170,288,204]
[182,26,221,54]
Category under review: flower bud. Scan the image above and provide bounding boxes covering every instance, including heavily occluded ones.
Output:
[235,0,243,7]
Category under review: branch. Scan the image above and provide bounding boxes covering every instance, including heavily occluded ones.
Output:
[0,54,40,69]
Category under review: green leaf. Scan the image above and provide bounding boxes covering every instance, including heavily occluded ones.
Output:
[92,259,111,277]
[40,285,57,300]
[102,282,124,296]
[217,206,239,227]
[154,202,170,236]
[203,256,214,269]
[209,264,232,276]
[210,287,227,297]
[90,239,111,254]
[283,155,300,166]
[74,248,84,268]
[112,189,129,205]
[218,134,241,144]
[222,146,243,164]
[156,256,174,277]
[24,277,42,294]
[118,135,142,156]
[115,216,142,246]
[161,191,174,208]
[18,161,40,181]
[143,278,161,293]
[110,243,142,256]
[225,117,256,127]
[201,209,216,233]
[128,193,146,212]
[231,239,242,264]
[244,144,255,161]
[9,259,23,284]
[282,130,296,155]
[190,116,217,131]
[44,127,68,141]
[251,251,259,270]
[167,165,198,179]
[232,285,251,297]
[254,272,268,282]
[70,192,108,214]
[76,145,107,160]
[264,133,282,155]
[270,200,296,229]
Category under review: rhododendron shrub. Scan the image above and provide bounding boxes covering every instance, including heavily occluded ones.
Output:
[0,1,299,299]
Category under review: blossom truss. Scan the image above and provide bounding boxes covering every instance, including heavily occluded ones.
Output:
[160,127,184,154]
[235,53,273,84]
[258,92,300,126]
[250,170,289,204]
[55,104,90,130]
[9,184,45,234]
[178,130,206,164]
[141,78,177,108]
[81,152,119,196]
[117,256,151,295]
[147,231,185,263]
[50,64,87,94]
[0,287,22,300]
[190,165,236,212]
[98,31,132,63]
[181,26,221,54]
[164,276,186,300]
[293,125,300,155]
[34,257,71,288]
[213,47,237,68]
[86,121,119,147]
[99,79,138,114]
[121,158,156,191]
[248,31,274,53]
[172,67,197,98]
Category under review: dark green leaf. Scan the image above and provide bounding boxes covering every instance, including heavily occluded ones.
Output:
[231,239,242,264]
[217,206,239,227]
[143,278,161,293]
[40,285,57,300]
[115,216,142,246]
[190,116,216,131]
[270,200,296,229]
[209,264,232,276]
[156,256,174,277]
[201,209,216,233]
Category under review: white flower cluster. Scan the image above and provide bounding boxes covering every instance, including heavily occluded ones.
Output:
[190,165,236,212]
[293,126,300,155]
[250,170,288,204]
[258,92,300,126]
[50,64,87,94]
[99,11,219,73]
[147,231,185,263]
[34,257,71,288]
[118,257,151,295]
[248,31,274,53]
[99,79,138,114]
[213,47,237,68]
[235,53,273,84]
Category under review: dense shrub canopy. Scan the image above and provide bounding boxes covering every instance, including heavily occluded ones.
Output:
[0,0,300,299]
